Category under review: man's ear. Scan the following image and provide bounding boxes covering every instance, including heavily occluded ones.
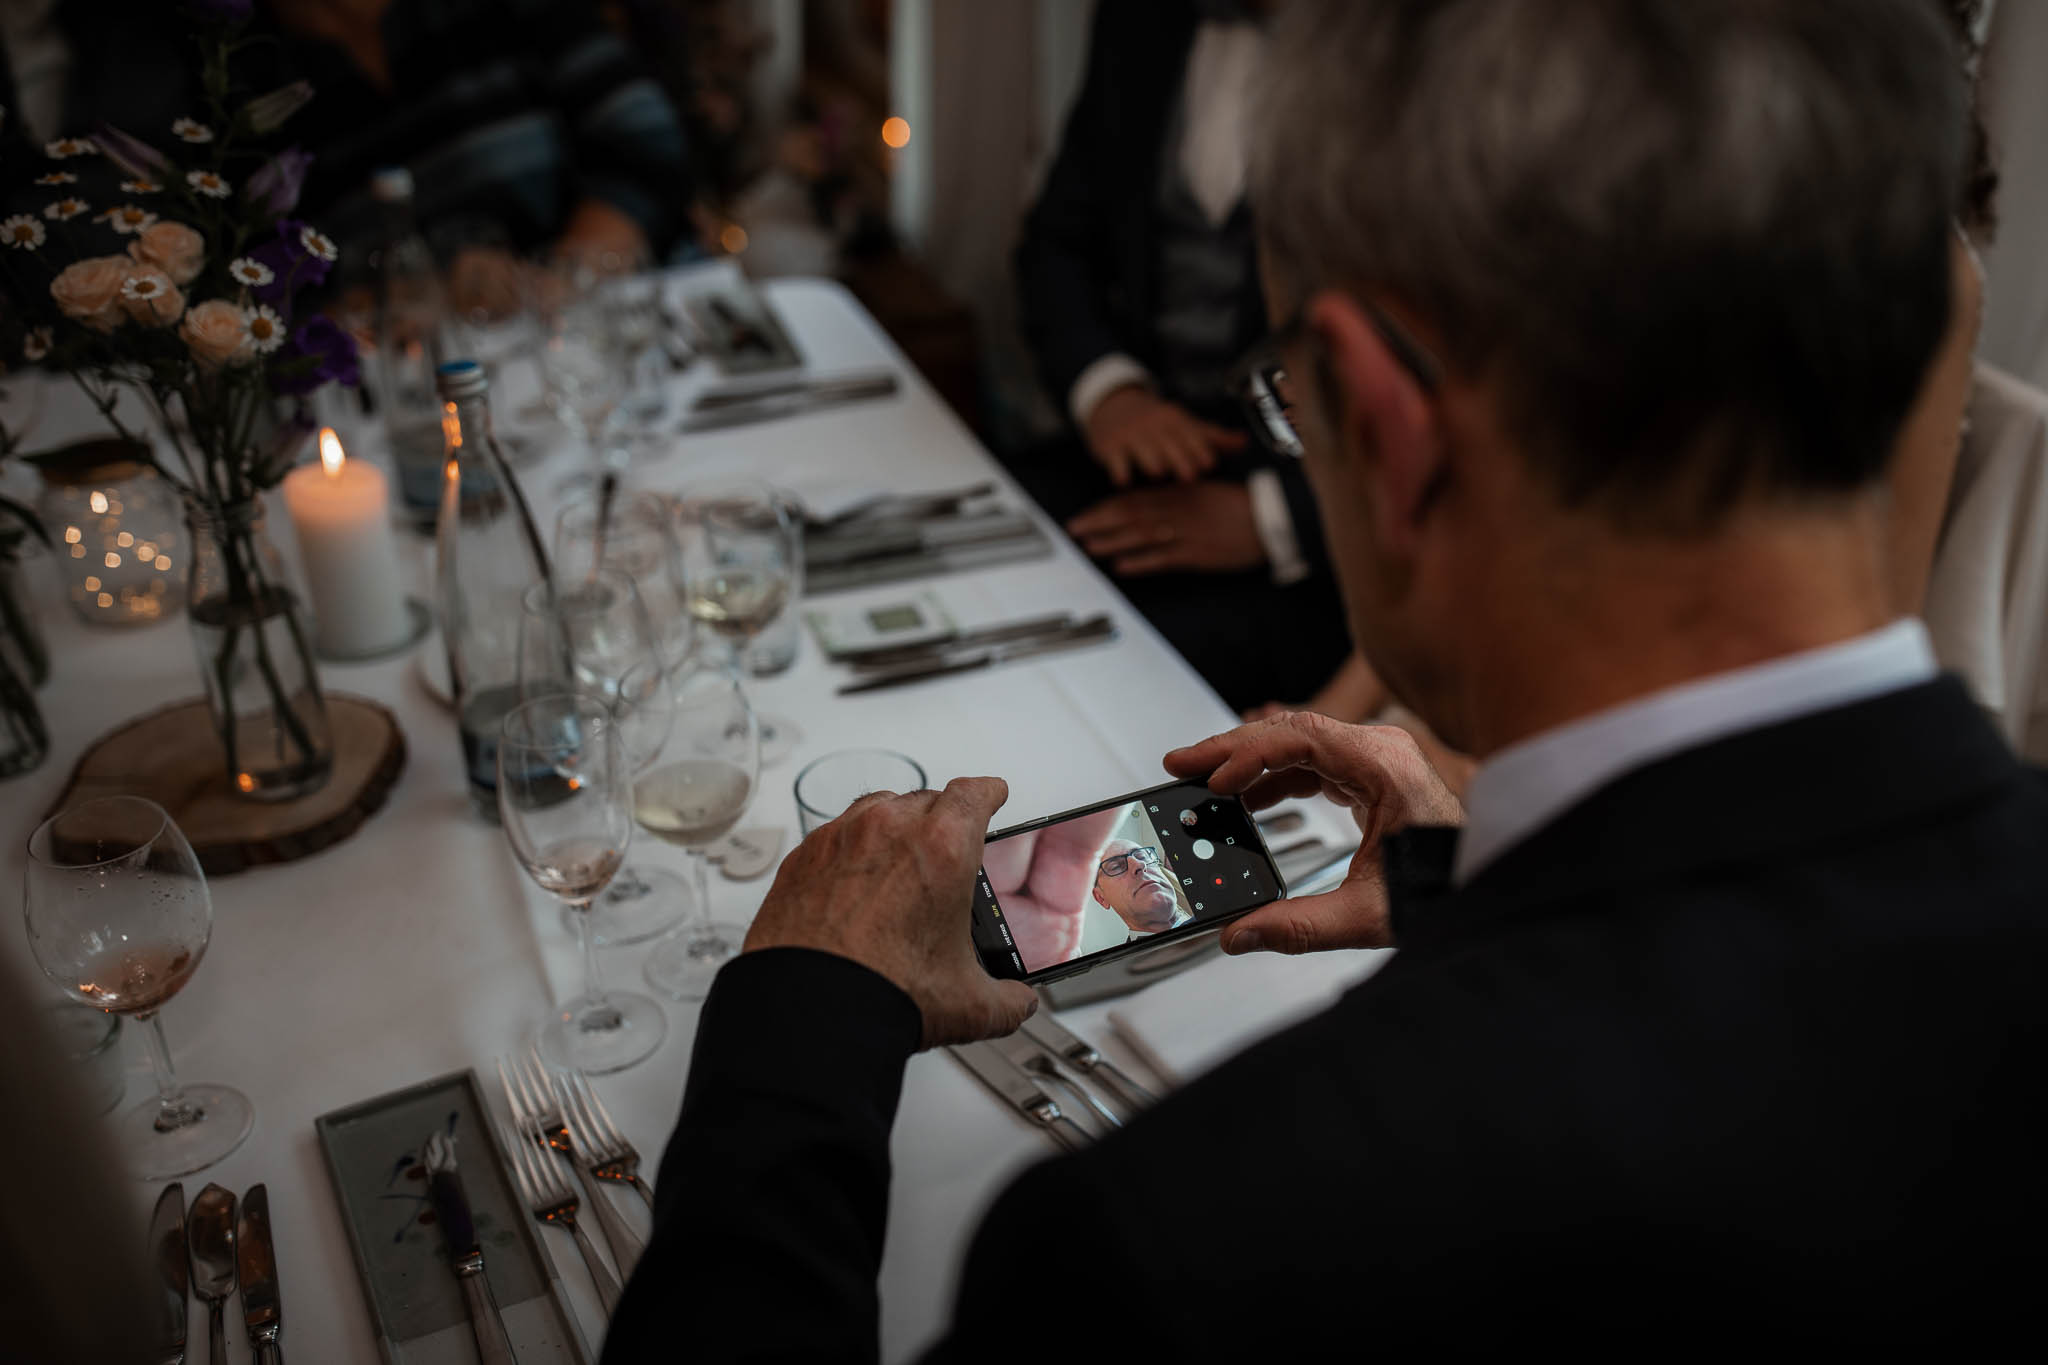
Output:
[1091,885,1109,909]
[1307,290,1444,558]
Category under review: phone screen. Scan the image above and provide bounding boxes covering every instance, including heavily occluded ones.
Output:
[970,782,1282,983]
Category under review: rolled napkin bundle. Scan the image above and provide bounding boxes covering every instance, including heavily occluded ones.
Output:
[1107,945,1392,1089]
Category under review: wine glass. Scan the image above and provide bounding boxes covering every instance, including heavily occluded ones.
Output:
[556,492,696,675]
[518,573,687,946]
[640,669,762,1002]
[539,272,629,498]
[676,479,800,761]
[498,692,666,1073]
[24,796,253,1179]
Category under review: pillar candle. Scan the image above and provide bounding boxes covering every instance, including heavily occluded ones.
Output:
[282,429,412,655]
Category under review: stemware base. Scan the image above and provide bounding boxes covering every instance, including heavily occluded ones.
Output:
[572,864,690,947]
[540,989,668,1074]
[121,1082,254,1181]
[644,922,749,1002]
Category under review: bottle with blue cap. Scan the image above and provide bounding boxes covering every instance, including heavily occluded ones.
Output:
[434,359,553,819]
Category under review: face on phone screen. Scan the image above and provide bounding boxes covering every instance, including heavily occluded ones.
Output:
[970,783,1281,982]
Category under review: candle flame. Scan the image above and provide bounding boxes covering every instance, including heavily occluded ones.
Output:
[319,427,346,477]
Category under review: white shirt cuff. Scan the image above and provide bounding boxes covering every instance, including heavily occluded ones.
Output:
[1068,353,1154,429]
[1247,468,1309,585]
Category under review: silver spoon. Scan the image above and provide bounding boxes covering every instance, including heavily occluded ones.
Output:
[187,1184,238,1365]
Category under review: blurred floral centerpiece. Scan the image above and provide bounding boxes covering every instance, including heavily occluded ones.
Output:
[0,2,356,800]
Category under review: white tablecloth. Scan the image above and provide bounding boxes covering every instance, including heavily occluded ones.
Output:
[0,275,1358,1361]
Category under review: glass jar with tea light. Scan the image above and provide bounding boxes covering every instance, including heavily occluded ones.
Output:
[36,439,186,626]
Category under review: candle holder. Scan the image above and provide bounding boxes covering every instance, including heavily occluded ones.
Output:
[36,441,186,627]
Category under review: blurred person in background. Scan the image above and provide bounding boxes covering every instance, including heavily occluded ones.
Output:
[57,0,693,274]
[1009,0,1351,713]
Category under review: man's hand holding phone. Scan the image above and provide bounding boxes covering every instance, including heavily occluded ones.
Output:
[743,776,1038,1048]
[1164,712,1464,956]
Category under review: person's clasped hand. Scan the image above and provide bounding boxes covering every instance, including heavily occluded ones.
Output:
[743,777,1038,1048]
[1067,481,1264,576]
[1084,385,1246,485]
[1164,712,1465,955]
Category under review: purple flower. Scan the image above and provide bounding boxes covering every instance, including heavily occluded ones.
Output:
[248,217,332,305]
[92,123,169,179]
[272,315,360,395]
[244,147,313,218]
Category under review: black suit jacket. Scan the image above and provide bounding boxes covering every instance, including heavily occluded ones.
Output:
[603,678,2048,1359]
[1012,0,1327,571]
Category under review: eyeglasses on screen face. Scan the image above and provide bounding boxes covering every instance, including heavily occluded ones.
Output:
[1231,296,1443,461]
[1098,845,1163,878]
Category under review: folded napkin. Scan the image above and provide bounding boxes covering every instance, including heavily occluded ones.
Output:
[1108,946,1392,1088]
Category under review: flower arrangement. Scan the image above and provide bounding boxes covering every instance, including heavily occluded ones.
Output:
[0,3,353,799]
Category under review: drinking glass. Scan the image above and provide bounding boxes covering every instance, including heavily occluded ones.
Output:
[24,796,253,1179]
[539,271,629,498]
[676,479,799,762]
[518,573,685,946]
[498,693,666,1073]
[556,492,696,674]
[795,749,929,836]
[640,669,762,1002]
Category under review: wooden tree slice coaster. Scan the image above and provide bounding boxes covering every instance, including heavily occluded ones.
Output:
[45,693,408,876]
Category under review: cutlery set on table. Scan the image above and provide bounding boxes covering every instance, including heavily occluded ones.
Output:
[153,1180,284,1364]
[951,1013,1163,1153]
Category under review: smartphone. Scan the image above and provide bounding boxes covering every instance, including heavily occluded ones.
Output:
[971,780,1284,985]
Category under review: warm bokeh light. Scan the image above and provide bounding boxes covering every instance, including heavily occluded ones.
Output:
[320,426,346,477]
[89,490,108,514]
[881,116,911,149]
[720,223,749,254]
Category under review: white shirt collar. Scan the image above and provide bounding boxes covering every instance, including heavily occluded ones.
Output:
[1453,620,1939,885]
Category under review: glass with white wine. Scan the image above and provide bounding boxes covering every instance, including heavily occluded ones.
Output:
[640,669,762,1001]
[23,796,253,1179]
[676,480,794,666]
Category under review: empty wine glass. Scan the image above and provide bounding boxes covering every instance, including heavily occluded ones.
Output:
[540,273,629,498]
[556,492,695,674]
[24,796,253,1179]
[641,669,762,1002]
[498,693,666,1073]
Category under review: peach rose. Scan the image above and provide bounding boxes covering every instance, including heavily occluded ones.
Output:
[49,255,131,333]
[179,299,250,369]
[127,221,205,286]
[118,266,184,328]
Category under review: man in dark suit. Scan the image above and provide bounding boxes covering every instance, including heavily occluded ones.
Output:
[604,0,2048,1357]
[1007,0,1351,711]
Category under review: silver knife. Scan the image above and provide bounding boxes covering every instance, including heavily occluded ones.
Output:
[837,616,1117,695]
[845,611,1077,669]
[679,371,899,431]
[151,1182,188,1365]
[421,1133,516,1365]
[948,1040,1092,1152]
[237,1184,283,1365]
[1020,1014,1161,1110]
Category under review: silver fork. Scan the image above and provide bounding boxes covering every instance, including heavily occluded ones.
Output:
[495,1113,621,1314]
[1022,1054,1124,1132]
[504,1051,646,1277]
[558,1067,655,1209]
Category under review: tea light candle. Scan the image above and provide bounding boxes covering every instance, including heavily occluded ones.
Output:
[281,429,412,656]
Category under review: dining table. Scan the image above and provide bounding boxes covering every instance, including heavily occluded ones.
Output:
[0,270,1362,1361]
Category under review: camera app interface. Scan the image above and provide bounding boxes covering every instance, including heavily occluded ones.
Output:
[971,785,1279,978]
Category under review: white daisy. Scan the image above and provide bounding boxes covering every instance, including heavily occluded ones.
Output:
[121,273,169,302]
[186,169,231,199]
[297,226,337,262]
[171,118,213,144]
[44,136,97,158]
[35,171,77,186]
[228,257,274,287]
[243,305,286,354]
[44,198,89,221]
[23,327,53,362]
[99,204,158,234]
[120,178,162,194]
[2,215,46,250]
